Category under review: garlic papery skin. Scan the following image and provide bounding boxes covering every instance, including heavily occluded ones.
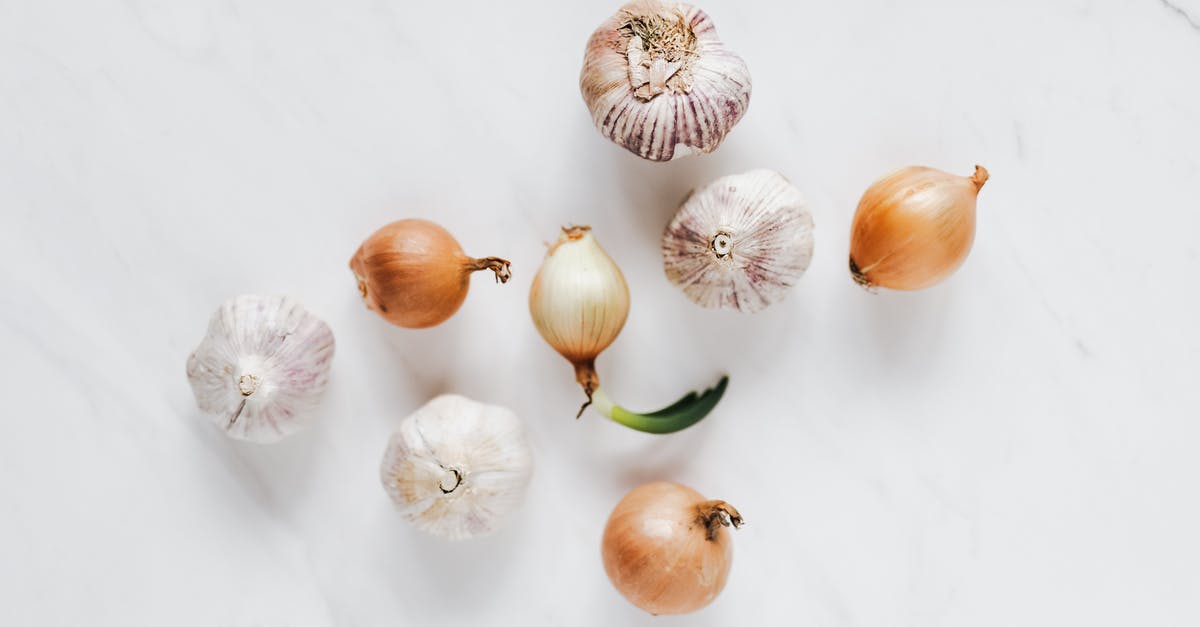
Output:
[186,295,335,443]
[380,395,533,541]
[662,170,814,313]
[849,165,989,291]
[580,1,752,161]
[529,226,630,404]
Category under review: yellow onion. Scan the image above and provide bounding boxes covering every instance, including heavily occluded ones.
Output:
[849,165,989,290]
[529,226,629,400]
[529,226,728,433]
[349,219,511,328]
[602,481,742,615]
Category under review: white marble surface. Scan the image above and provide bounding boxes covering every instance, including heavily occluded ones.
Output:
[2,1,1199,625]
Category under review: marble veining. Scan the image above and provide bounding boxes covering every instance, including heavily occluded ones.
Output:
[1159,0,1200,30]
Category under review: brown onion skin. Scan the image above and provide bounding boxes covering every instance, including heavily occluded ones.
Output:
[349,219,510,329]
[601,481,742,615]
[849,165,988,291]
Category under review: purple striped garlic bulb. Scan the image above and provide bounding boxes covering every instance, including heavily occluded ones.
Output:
[186,295,335,443]
[662,170,814,313]
[580,1,752,162]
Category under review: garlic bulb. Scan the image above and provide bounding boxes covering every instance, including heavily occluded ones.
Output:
[662,170,814,312]
[530,226,728,433]
[580,0,752,161]
[849,165,989,291]
[186,295,335,443]
[380,395,533,540]
[529,226,630,404]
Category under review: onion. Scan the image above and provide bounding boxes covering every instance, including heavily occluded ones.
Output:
[849,165,989,290]
[601,481,743,615]
[349,219,511,328]
[529,226,728,433]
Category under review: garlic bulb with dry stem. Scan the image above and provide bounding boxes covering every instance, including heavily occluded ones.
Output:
[350,219,511,328]
[602,481,742,615]
[186,295,335,443]
[380,395,533,541]
[580,1,752,161]
[663,170,814,312]
[849,165,989,291]
[529,226,727,433]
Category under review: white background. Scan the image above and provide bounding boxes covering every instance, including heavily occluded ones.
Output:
[2,1,1199,625]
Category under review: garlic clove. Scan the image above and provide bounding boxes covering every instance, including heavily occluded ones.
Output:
[662,170,815,313]
[186,295,335,443]
[380,395,533,541]
[580,1,752,161]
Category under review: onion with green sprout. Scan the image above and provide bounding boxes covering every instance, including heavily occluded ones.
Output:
[528,226,727,433]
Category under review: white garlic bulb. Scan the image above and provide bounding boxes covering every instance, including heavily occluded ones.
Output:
[186,295,335,443]
[580,0,751,161]
[662,170,814,313]
[380,395,533,541]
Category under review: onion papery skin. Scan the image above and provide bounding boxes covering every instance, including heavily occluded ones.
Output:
[849,165,988,291]
[601,481,741,615]
[350,219,510,328]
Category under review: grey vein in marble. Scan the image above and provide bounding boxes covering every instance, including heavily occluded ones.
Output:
[1159,0,1200,30]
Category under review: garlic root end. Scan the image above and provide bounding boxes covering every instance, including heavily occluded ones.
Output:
[237,373,260,397]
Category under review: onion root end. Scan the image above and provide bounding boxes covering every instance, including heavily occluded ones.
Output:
[849,256,875,292]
